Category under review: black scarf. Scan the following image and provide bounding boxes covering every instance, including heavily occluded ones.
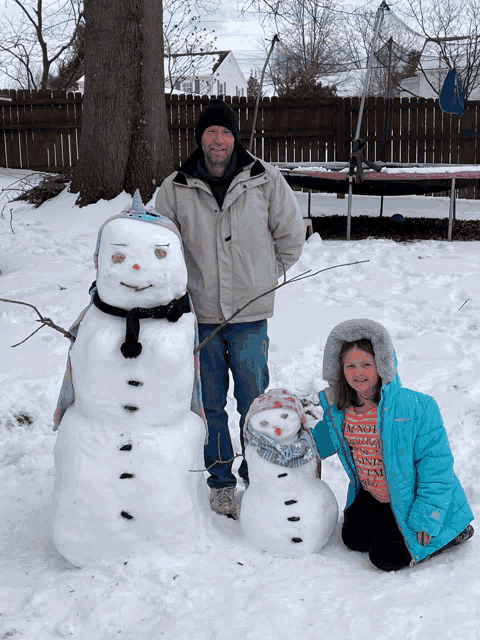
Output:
[92,290,191,359]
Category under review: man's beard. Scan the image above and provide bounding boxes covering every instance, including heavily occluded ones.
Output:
[205,148,233,168]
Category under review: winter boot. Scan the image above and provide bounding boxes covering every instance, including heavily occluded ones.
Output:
[209,487,239,520]
[427,525,475,561]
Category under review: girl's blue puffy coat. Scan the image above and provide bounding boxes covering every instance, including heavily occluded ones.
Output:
[312,371,474,565]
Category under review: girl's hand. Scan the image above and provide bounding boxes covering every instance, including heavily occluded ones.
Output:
[417,531,432,546]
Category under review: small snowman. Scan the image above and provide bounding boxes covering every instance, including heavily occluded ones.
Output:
[240,389,338,558]
[51,192,208,567]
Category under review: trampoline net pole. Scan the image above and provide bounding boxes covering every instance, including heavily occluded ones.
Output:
[354,1,388,141]
[448,177,456,241]
[347,0,388,240]
[347,179,354,240]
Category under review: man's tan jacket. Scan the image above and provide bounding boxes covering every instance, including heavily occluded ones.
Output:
[155,150,305,324]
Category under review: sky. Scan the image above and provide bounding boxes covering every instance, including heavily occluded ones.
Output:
[0,0,392,88]
[0,0,269,87]
[196,0,269,79]
[193,0,383,82]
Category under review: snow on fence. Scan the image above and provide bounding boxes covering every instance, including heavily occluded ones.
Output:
[1,90,480,198]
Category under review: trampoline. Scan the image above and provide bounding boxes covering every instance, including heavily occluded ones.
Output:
[273,162,480,241]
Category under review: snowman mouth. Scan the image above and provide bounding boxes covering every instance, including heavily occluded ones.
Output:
[121,282,154,292]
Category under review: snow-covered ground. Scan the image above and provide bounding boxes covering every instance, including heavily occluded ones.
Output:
[0,168,478,640]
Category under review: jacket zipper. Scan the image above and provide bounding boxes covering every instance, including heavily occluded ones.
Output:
[377,390,416,566]
[329,404,359,494]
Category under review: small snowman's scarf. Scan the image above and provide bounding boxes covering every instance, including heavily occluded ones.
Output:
[92,289,191,359]
[245,423,317,468]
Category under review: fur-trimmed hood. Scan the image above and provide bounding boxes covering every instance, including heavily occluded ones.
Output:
[322,319,398,396]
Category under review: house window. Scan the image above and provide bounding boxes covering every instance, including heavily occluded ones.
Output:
[182,81,194,93]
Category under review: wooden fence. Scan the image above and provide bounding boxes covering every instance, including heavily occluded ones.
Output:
[0,90,82,172]
[1,89,480,197]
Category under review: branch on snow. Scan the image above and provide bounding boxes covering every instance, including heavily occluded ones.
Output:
[0,259,369,351]
[193,259,370,355]
[0,298,74,346]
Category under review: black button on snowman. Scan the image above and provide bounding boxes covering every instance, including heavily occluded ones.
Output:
[51,193,208,567]
[241,389,338,558]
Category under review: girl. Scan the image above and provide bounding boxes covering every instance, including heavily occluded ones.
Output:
[312,318,474,571]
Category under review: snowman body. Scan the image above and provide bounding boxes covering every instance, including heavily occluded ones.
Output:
[240,407,338,558]
[52,217,208,567]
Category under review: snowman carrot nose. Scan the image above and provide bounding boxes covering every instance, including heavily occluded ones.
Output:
[276,427,282,436]
[133,264,140,270]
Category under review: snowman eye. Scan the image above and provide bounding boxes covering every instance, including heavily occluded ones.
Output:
[281,413,289,419]
[259,420,268,427]
[112,253,125,263]
[155,248,167,259]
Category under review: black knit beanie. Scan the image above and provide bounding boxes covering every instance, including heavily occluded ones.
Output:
[195,99,241,146]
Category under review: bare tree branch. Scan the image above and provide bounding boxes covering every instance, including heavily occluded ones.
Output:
[163,0,219,95]
[0,259,368,354]
[0,298,74,344]
[12,323,47,347]
[395,0,480,100]
[189,436,244,472]
[0,0,84,89]
[259,0,344,96]
[194,259,369,355]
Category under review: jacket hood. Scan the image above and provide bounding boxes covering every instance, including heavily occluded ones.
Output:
[322,318,397,392]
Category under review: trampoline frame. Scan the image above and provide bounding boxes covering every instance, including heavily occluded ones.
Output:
[274,162,480,241]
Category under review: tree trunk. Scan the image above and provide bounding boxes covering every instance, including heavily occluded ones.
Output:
[125,0,173,197]
[70,0,173,206]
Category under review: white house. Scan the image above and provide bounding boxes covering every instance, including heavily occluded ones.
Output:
[399,67,480,100]
[164,51,248,97]
[398,45,480,100]
[76,52,248,98]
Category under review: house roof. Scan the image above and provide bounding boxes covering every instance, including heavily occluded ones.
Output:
[165,51,231,76]
[211,52,230,74]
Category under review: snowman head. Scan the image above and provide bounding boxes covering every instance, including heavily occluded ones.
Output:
[94,193,187,310]
[245,389,308,445]
[249,407,301,443]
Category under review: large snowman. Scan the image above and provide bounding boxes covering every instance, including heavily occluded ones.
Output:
[52,192,208,567]
[240,389,338,558]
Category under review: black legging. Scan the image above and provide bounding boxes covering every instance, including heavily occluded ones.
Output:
[342,488,412,571]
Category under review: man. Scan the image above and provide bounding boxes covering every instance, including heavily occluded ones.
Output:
[155,98,304,519]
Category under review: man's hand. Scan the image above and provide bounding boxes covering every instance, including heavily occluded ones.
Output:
[417,531,432,546]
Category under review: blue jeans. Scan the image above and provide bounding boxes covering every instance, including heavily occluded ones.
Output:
[198,321,269,489]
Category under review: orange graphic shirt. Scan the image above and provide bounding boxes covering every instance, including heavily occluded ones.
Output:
[344,407,390,503]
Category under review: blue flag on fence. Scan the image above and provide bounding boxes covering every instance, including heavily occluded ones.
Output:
[439,69,464,117]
